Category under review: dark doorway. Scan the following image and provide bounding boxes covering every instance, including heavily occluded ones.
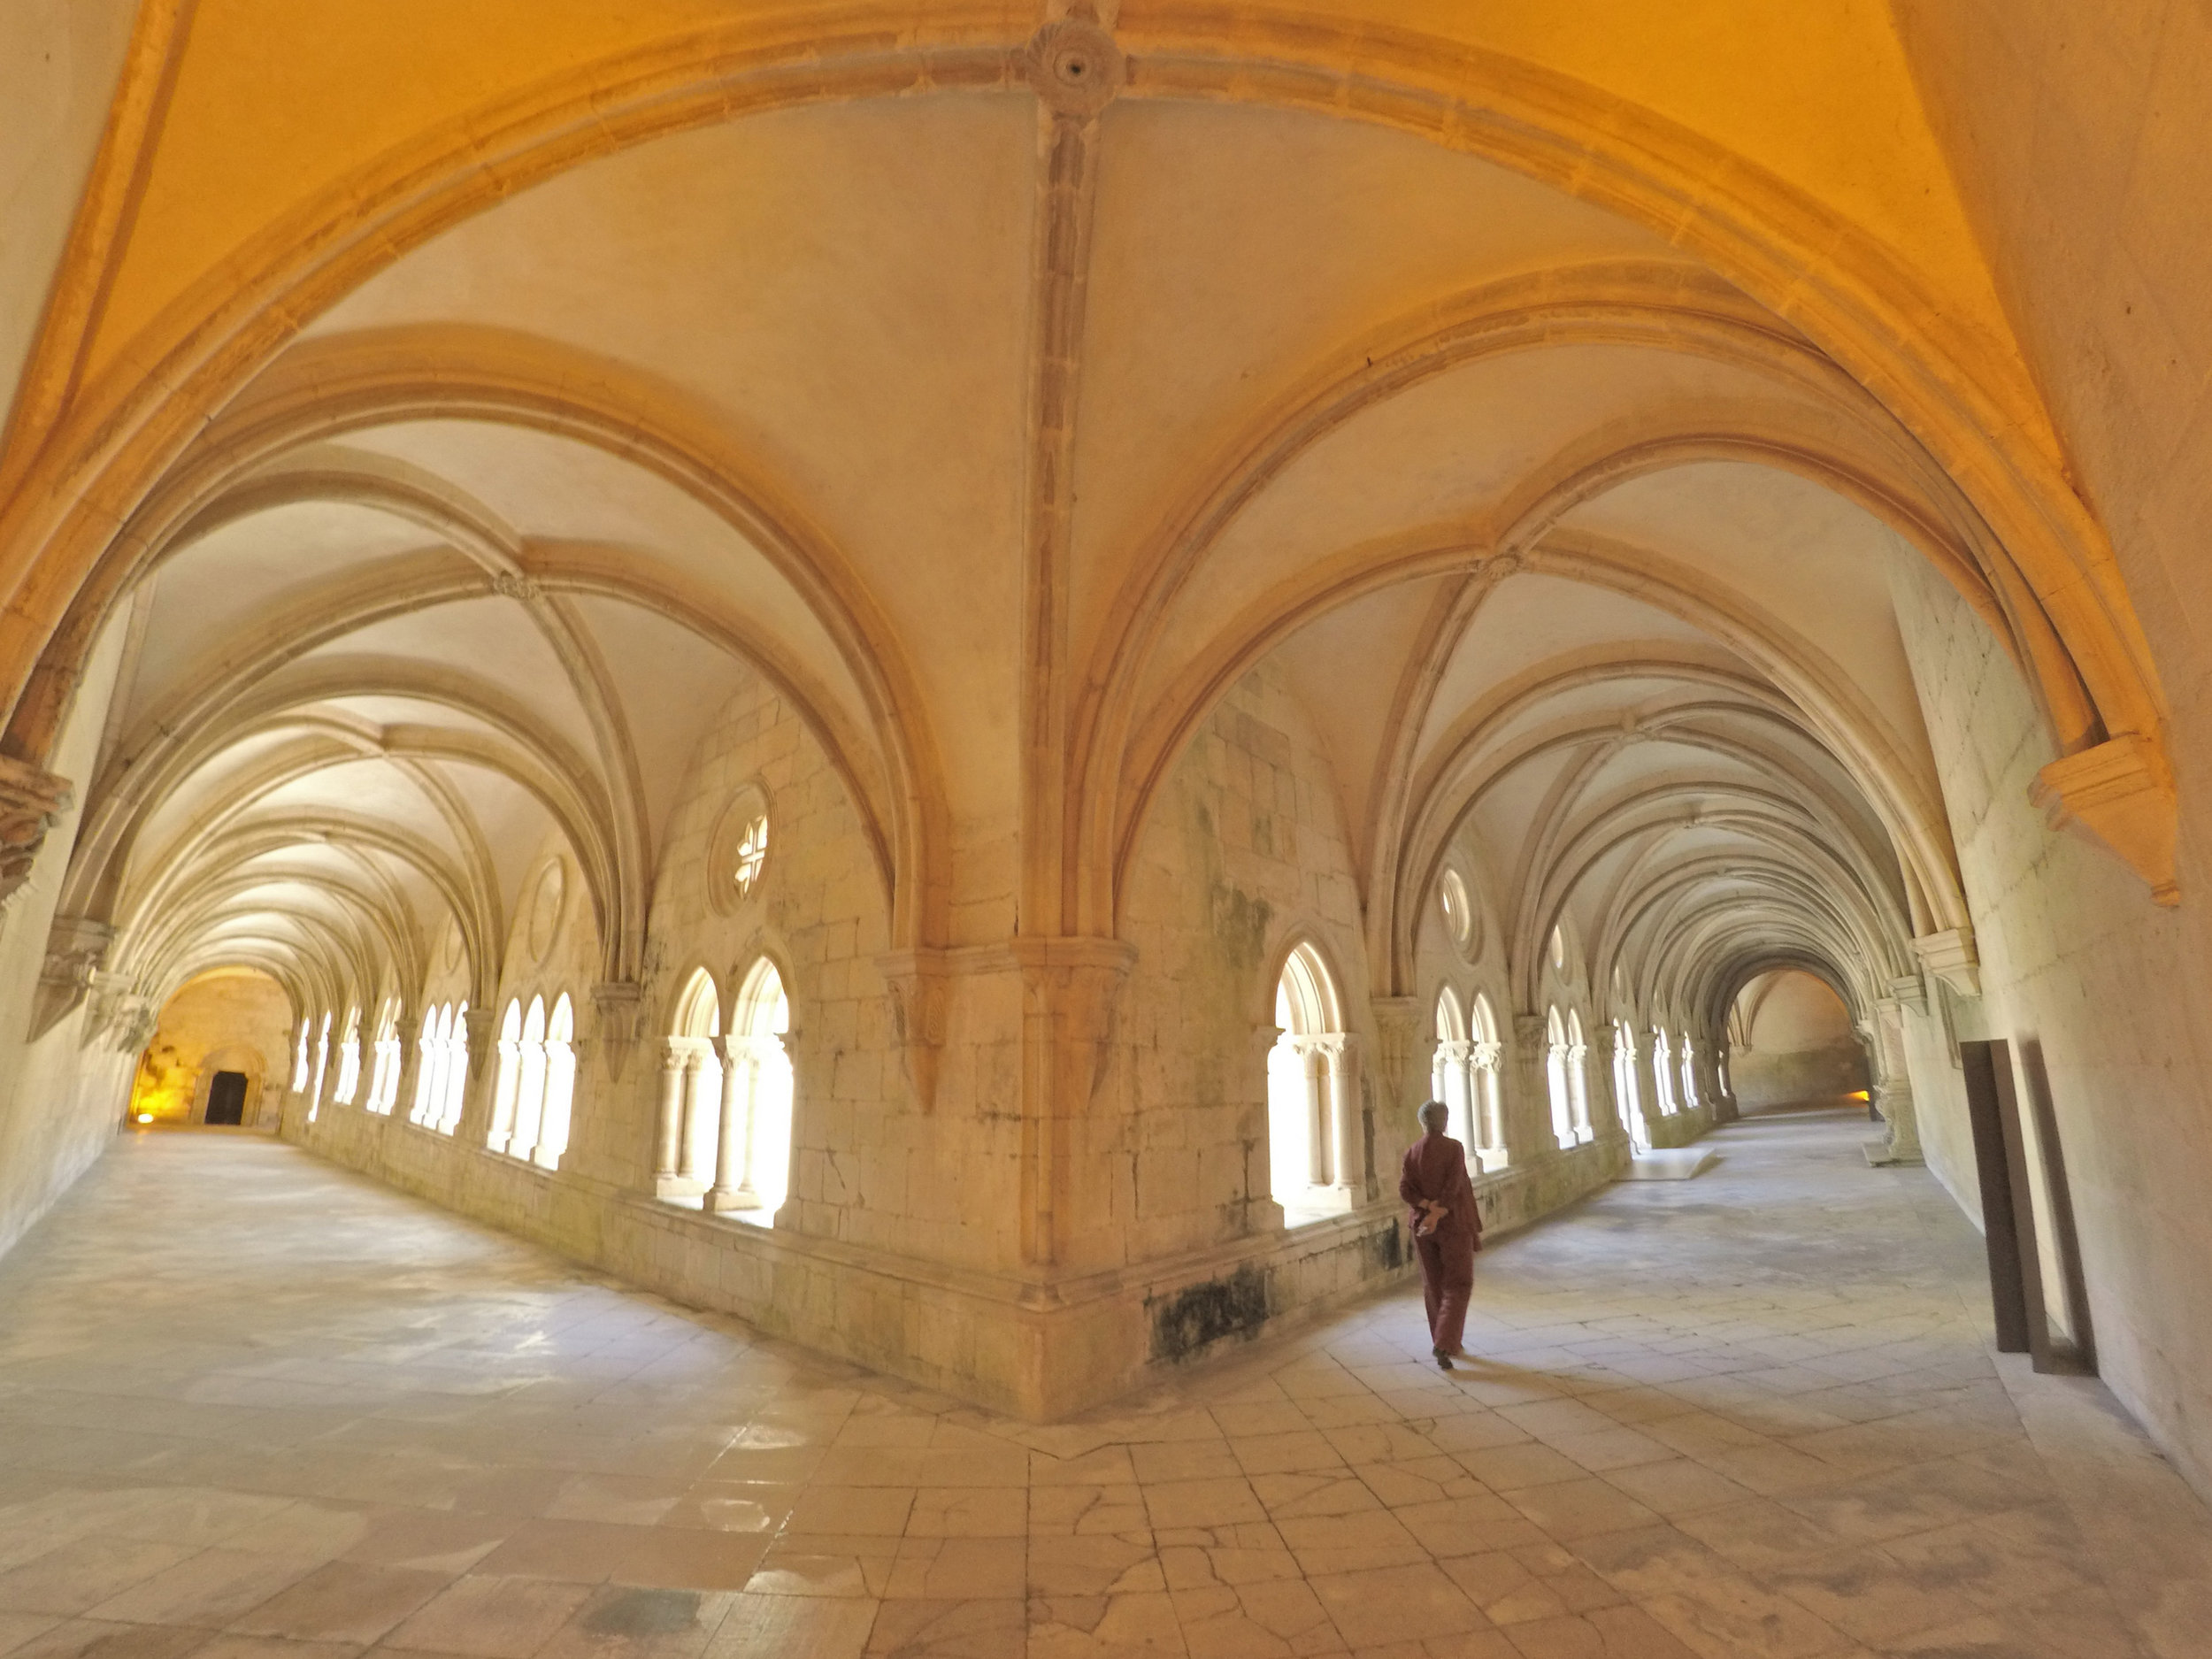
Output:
[204,1071,249,1126]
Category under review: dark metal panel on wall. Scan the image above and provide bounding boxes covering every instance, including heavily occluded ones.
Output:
[1959,1038,2094,1375]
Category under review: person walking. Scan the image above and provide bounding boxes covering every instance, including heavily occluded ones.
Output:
[1400,1098,1481,1369]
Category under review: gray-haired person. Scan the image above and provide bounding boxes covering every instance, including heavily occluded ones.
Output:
[1399,1099,1481,1369]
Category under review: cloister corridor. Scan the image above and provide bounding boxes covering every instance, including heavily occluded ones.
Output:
[2,1113,2206,1659]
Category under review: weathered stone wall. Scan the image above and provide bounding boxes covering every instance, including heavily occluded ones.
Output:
[1891,546,2212,1497]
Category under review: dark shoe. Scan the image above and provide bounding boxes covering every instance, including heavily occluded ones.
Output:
[1434,1348,1454,1371]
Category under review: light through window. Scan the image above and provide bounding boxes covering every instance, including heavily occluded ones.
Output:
[735,815,769,896]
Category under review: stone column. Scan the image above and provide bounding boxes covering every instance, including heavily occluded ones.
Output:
[1866,996,1924,1166]
[456,1006,500,1143]
[1694,1038,1734,1125]
[486,1033,521,1154]
[389,1013,423,1132]
[676,1045,709,1188]
[1317,1033,1362,1200]
[1588,1025,1630,1148]
[1469,1039,1505,1169]
[1632,1025,1661,1126]
[1433,1038,1473,1148]
[1510,1013,1555,1156]
[653,1041,688,1194]
[709,1034,764,1212]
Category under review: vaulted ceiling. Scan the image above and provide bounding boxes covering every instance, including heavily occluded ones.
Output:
[0,2,2161,1033]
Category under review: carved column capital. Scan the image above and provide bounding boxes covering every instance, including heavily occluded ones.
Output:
[0,757,71,920]
[2032,733,2178,905]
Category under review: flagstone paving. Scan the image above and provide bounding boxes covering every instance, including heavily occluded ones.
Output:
[3,1108,2209,1659]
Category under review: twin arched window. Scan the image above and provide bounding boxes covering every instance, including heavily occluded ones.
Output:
[1429,987,1506,1170]
[488,994,578,1170]
[410,1002,469,1133]
[1652,1028,1678,1115]
[1266,941,1354,1221]
[654,961,794,1224]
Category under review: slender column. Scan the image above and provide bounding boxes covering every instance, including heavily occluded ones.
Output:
[1318,1033,1362,1199]
[486,1037,521,1153]
[1433,1038,1473,1148]
[653,1041,687,1191]
[709,1035,764,1212]
[676,1046,708,1185]
[1589,1025,1630,1148]
[1298,1040,1331,1187]
[1469,1041,1505,1169]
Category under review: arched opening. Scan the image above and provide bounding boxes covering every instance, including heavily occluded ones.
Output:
[1543,1007,1574,1150]
[711,959,793,1223]
[1266,941,1351,1223]
[539,995,577,1172]
[511,996,549,1164]
[1564,1009,1593,1145]
[655,970,723,1202]
[1652,1028,1678,1117]
[1430,987,1471,1149]
[488,1000,524,1153]
[1728,969,1870,1114]
[1677,1031,1700,1113]
[1468,994,1507,1171]
[1613,1018,1648,1151]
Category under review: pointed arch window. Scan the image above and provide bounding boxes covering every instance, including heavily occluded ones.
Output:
[1652,1028,1678,1116]
[1544,1007,1574,1150]
[1564,1010,1593,1145]
[1431,987,1472,1149]
[1613,1018,1647,1150]
[292,1018,311,1093]
[1266,942,1356,1222]
[655,971,723,1202]
[1678,1032,1700,1111]
[1468,994,1507,1170]
[488,1000,525,1153]
[710,960,794,1223]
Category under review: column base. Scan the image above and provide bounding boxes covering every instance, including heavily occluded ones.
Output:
[707,1187,764,1213]
[1864,1139,1924,1168]
[655,1174,707,1200]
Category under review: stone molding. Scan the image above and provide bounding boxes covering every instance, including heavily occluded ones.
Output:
[1912,926,1981,997]
[30,913,114,1041]
[2032,733,2179,906]
[589,980,643,1080]
[875,947,949,1111]
[0,757,71,919]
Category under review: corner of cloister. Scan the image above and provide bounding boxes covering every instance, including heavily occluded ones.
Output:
[3,5,2212,1654]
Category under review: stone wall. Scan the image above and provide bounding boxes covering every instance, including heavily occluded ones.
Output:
[0,618,139,1259]
[127,968,292,1125]
[1890,545,2212,1497]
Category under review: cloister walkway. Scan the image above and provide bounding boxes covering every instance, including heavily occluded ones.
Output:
[1,1111,2208,1659]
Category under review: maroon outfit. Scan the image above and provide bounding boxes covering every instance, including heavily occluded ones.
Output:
[1399,1131,1481,1355]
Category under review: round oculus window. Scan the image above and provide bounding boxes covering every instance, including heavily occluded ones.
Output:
[708,786,772,917]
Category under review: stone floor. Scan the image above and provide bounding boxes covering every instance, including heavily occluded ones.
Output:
[3,1111,2211,1659]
